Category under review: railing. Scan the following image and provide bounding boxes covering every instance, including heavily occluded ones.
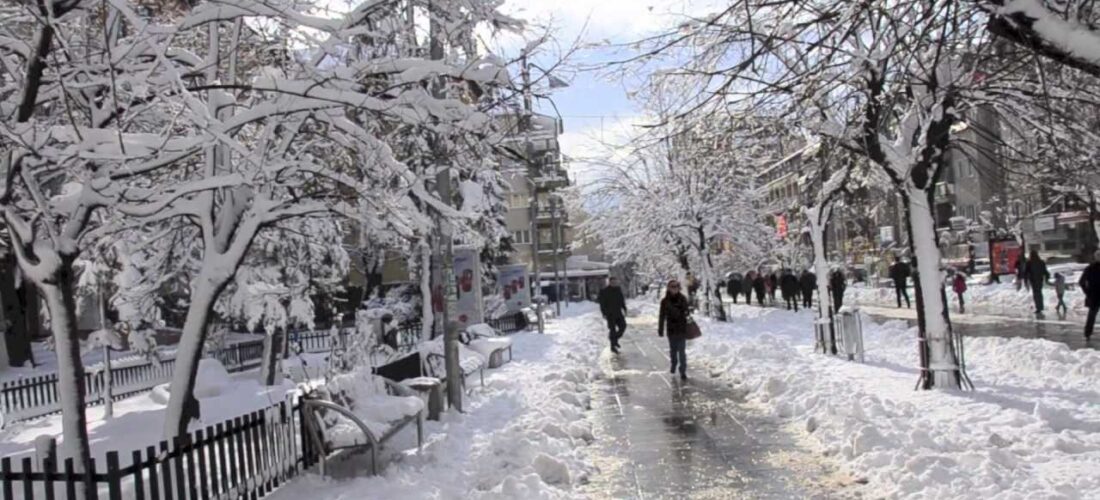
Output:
[0,399,309,500]
[487,312,526,334]
[1,322,422,425]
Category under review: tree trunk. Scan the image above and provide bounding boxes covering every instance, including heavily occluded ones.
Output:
[907,190,961,389]
[419,241,433,343]
[809,206,834,354]
[163,276,227,438]
[259,327,281,386]
[0,255,32,366]
[39,270,92,473]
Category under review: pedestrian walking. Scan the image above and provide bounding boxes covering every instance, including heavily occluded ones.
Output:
[598,276,628,353]
[780,270,799,311]
[753,272,767,306]
[889,258,912,308]
[726,273,742,305]
[829,268,847,313]
[799,270,816,309]
[1054,272,1068,320]
[658,279,691,380]
[952,272,967,314]
[742,271,755,305]
[1079,250,1100,339]
[1025,250,1050,319]
[766,272,778,305]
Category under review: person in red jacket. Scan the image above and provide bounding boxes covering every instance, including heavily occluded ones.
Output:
[952,272,968,314]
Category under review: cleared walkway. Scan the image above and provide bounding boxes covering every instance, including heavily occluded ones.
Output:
[580,315,851,499]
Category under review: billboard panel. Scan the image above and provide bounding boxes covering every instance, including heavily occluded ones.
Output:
[990,239,1022,276]
[452,248,484,329]
[498,265,531,312]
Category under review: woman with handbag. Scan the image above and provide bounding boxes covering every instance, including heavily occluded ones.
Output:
[658,279,694,380]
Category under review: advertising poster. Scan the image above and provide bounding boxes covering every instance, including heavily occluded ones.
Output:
[990,239,1021,276]
[452,247,483,329]
[498,265,531,312]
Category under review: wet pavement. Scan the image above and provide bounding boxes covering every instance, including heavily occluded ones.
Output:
[580,316,853,499]
[858,304,1096,350]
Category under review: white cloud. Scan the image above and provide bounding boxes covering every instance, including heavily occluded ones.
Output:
[560,115,651,189]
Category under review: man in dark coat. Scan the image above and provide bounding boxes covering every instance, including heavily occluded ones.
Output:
[889,259,912,308]
[1025,250,1050,319]
[743,271,755,305]
[726,273,742,304]
[766,272,778,305]
[752,272,767,306]
[1079,250,1100,339]
[780,270,800,311]
[829,269,847,313]
[658,280,691,380]
[799,270,816,309]
[598,277,628,353]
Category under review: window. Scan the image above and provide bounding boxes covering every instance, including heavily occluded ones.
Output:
[509,193,528,209]
[513,230,531,244]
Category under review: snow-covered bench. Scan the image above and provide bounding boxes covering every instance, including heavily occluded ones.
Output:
[300,369,424,476]
[419,338,487,394]
[462,323,513,369]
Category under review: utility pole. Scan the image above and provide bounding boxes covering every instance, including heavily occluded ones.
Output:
[428,2,461,411]
[522,51,544,333]
[551,196,563,316]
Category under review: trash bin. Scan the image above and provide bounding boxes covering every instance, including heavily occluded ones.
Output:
[834,307,864,363]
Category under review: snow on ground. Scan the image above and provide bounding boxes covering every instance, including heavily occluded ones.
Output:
[268,302,604,500]
[0,360,296,464]
[849,281,1091,324]
[686,302,1100,498]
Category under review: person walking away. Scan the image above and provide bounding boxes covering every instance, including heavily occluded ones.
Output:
[1079,250,1100,339]
[800,270,816,309]
[753,272,767,306]
[1054,272,1068,320]
[1025,250,1050,319]
[829,269,847,313]
[780,270,800,311]
[658,280,691,380]
[766,272,778,305]
[727,273,742,305]
[890,259,912,308]
[952,272,968,314]
[742,271,755,305]
[598,277,628,353]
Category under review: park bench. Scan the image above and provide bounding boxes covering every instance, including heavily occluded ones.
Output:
[462,323,514,369]
[299,370,424,476]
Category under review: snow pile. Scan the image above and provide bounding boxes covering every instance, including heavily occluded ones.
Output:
[419,337,487,374]
[849,281,1091,322]
[692,306,1100,497]
[268,308,606,499]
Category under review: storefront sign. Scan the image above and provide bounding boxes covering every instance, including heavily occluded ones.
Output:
[1034,215,1056,232]
[879,226,894,244]
[498,265,531,312]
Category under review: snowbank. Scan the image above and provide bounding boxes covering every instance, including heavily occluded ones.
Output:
[848,281,1091,323]
[323,369,424,441]
[691,305,1100,498]
[268,307,607,499]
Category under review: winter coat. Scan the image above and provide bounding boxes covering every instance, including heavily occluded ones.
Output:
[767,274,778,292]
[952,275,967,294]
[741,274,754,294]
[658,293,691,338]
[1079,263,1100,304]
[829,271,846,294]
[780,273,799,297]
[726,279,741,298]
[752,276,767,293]
[598,285,627,318]
[799,271,816,293]
[1025,257,1050,287]
[1054,275,1067,297]
[889,262,911,285]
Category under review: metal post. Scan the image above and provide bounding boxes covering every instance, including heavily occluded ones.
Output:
[551,198,562,316]
[522,51,544,333]
[428,2,461,412]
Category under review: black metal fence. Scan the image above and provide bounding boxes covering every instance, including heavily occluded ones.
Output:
[0,399,312,500]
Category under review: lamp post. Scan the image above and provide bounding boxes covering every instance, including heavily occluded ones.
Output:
[550,195,563,316]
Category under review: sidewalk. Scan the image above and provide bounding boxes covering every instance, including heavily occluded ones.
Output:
[855,304,1094,350]
[580,314,851,499]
